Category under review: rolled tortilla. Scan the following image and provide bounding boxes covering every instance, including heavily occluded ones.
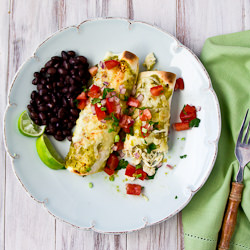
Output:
[123,71,176,175]
[65,51,139,175]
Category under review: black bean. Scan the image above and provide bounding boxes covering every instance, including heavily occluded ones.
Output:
[41,119,47,125]
[70,108,79,117]
[53,107,59,113]
[63,60,70,70]
[48,124,56,134]
[30,112,38,119]
[40,67,46,73]
[39,112,46,121]
[52,95,57,103]
[78,70,84,77]
[32,78,38,85]
[67,135,72,141]
[38,105,48,112]
[47,112,52,118]
[39,89,48,96]
[43,95,51,102]
[56,81,64,88]
[58,108,67,119]
[40,78,46,85]
[31,91,37,100]
[66,93,71,99]
[69,98,75,108]
[37,84,43,90]
[54,63,60,68]
[76,56,87,64]
[58,68,67,75]
[81,79,87,85]
[62,97,68,107]
[51,56,61,62]
[61,51,68,60]
[47,67,56,75]
[62,87,68,94]
[69,58,77,65]
[67,51,76,57]
[45,127,52,135]
[46,83,53,90]
[54,134,65,141]
[47,102,55,109]
[55,122,60,128]
[65,75,71,84]
[27,104,34,112]
[45,60,54,68]
[69,77,75,85]
[35,96,42,105]
[34,72,40,78]
[34,119,41,125]
[51,117,60,124]
[68,122,74,129]
[69,85,77,93]
[56,92,62,99]
[72,75,81,82]
[62,129,71,136]
[70,69,76,76]
[30,99,36,106]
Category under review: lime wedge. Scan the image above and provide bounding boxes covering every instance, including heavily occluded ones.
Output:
[36,134,65,170]
[18,111,45,137]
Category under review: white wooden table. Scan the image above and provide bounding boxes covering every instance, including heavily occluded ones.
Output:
[1,0,249,249]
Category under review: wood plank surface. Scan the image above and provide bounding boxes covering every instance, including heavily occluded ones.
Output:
[4,1,58,250]
[0,1,10,249]
[177,0,246,55]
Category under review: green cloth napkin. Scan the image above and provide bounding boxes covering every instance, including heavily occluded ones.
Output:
[182,31,250,250]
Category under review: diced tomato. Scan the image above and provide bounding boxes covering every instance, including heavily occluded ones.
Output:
[175,78,184,90]
[173,122,190,131]
[127,97,140,108]
[88,66,98,77]
[125,164,136,177]
[105,60,120,70]
[95,104,106,120]
[107,154,119,170]
[106,97,115,114]
[135,169,147,180]
[150,85,164,96]
[119,115,134,131]
[76,91,88,100]
[88,85,101,98]
[141,123,150,138]
[139,109,152,121]
[126,184,142,195]
[180,105,196,122]
[104,167,115,176]
[77,100,86,110]
[115,141,124,151]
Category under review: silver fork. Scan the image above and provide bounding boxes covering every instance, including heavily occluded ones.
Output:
[218,109,250,250]
[235,109,250,182]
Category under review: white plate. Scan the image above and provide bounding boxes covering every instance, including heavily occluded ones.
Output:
[4,18,221,233]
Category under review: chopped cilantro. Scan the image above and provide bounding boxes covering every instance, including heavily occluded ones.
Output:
[147,168,158,180]
[83,87,88,92]
[88,182,93,188]
[144,139,148,144]
[129,126,134,136]
[182,105,187,115]
[86,167,91,172]
[108,128,115,133]
[181,137,186,141]
[116,159,128,170]
[112,113,119,122]
[136,164,142,170]
[91,98,101,104]
[180,154,187,159]
[149,121,159,130]
[123,108,129,115]
[189,118,201,128]
[101,107,107,111]
[147,143,157,154]
[109,175,115,181]
[135,173,142,178]
[104,117,112,120]
[73,99,79,105]
[175,195,178,199]
[122,137,126,142]
[123,95,129,101]
[102,88,115,99]
[115,135,120,142]
[138,107,147,110]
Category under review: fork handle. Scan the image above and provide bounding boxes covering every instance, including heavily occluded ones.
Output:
[218,182,244,250]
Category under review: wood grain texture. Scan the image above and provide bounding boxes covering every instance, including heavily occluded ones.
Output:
[0,1,10,249]
[218,182,244,250]
[177,0,246,55]
[4,0,58,250]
